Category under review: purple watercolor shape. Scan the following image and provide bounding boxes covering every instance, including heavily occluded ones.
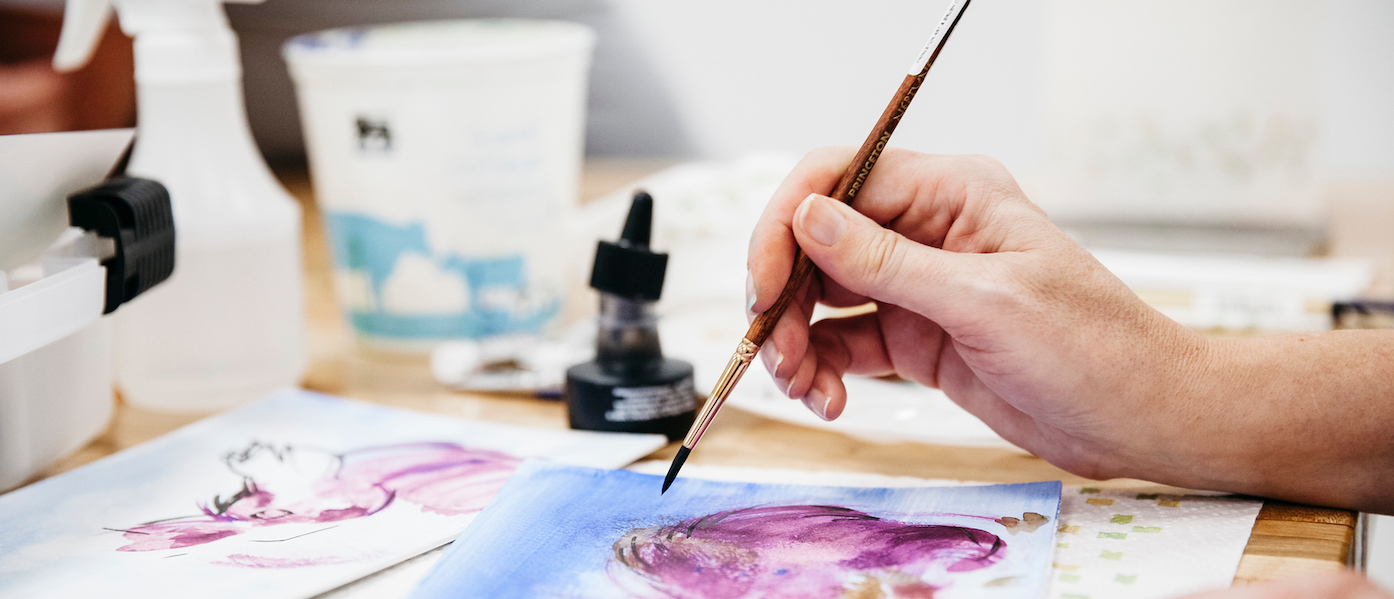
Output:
[113,441,520,554]
[610,505,1006,599]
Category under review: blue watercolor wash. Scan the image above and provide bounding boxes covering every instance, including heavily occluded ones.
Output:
[409,462,1063,599]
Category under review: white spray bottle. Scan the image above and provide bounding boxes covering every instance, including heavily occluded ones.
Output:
[54,0,305,411]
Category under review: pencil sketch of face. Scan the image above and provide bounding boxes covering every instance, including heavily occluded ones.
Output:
[609,505,1007,598]
[109,441,520,567]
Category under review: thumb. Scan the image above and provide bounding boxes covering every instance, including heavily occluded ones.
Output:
[792,193,979,318]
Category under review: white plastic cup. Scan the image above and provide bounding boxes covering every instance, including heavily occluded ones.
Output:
[284,19,594,352]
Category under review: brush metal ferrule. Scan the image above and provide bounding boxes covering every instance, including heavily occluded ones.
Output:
[682,337,758,448]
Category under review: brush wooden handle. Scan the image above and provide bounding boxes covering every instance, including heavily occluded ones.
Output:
[668,0,974,490]
[743,0,970,348]
[744,71,926,347]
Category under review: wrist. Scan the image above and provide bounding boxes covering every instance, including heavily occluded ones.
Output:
[1140,332,1297,495]
[1118,319,1241,488]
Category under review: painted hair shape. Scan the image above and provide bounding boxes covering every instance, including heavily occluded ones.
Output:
[609,504,1007,598]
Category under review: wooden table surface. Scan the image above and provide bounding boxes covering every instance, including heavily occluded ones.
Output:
[33,160,1381,587]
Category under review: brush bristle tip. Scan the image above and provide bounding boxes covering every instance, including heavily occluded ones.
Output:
[660,446,690,495]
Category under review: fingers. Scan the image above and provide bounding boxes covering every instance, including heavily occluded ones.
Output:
[767,303,1040,437]
[784,306,1041,441]
[803,369,847,421]
[749,148,1045,317]
[744,147,1066,426]
[758,278,819,396]
[791,192,984,326]
[781,312,898,421]
[934,338,1040,447]
[874,304,949,384]
[1177,572,1392,599]
[747,147,857,315]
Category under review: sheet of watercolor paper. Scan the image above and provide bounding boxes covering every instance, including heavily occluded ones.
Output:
[411,461,1062,599]
[0,391,667,599]
[624,463,1265,599]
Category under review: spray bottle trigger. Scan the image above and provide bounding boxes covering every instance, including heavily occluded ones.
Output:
[67,176,176,314]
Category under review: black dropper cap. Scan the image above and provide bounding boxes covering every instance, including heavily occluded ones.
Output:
[590,191,668,301]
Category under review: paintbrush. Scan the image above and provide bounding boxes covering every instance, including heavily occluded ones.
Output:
[661,0,975,494]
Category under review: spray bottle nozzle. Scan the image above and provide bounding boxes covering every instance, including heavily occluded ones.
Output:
[53,0,113,72]
[54,0,262,78]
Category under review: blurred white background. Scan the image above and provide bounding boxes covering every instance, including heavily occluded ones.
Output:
[226,0,1394,256]
[230,0,1394,173]
[229,1,1392,171]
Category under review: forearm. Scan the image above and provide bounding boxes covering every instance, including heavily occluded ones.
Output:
[1161,330,1394,513]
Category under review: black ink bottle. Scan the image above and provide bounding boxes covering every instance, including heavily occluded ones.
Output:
[566,191,695,441]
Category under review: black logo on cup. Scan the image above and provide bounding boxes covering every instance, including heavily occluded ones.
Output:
[356,116,392,153]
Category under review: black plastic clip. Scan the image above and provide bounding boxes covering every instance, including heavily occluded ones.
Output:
[67,176,176,314]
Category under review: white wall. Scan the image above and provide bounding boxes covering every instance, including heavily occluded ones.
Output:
[604,0,1393,227]
[608,0,1045,170]
[1323,0,1394,180]
[608,0,1392,177]
[230,0,1392,184]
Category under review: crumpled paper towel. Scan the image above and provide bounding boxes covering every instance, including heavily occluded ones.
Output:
[1049,486,1263,599]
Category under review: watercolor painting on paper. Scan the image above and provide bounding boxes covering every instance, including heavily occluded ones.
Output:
[411,462,1062,599]
[0,391,666,599]
[109,440,520,560]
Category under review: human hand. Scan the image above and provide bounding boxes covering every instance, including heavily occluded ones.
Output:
[1178,572,1392,599]
[745,147,1215,481]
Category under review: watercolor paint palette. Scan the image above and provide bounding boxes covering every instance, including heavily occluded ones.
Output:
[0,391,666,599]
[411,461,1062,599]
